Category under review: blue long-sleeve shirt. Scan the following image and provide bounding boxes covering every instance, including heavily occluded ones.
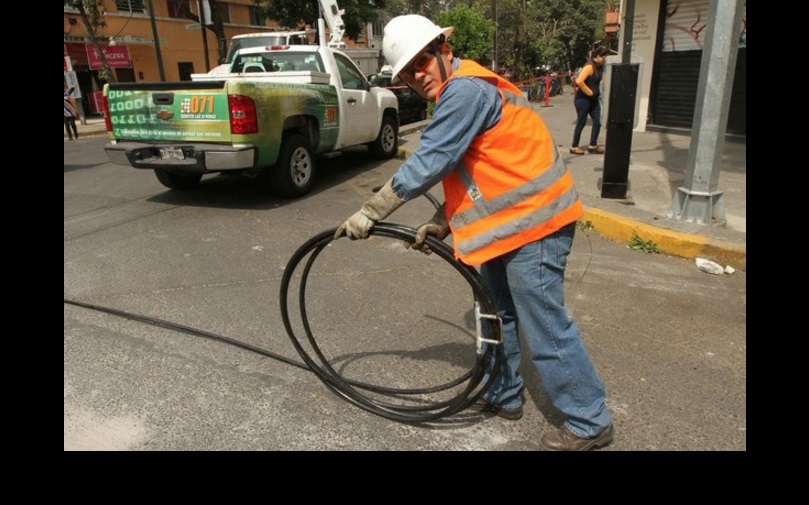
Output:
[390,59,503,202]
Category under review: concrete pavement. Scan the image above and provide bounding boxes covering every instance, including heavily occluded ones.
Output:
[72,92,745,271]
[65,137,747,451]
[65,100,746,451]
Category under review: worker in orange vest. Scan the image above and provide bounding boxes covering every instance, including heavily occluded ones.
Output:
[334,15,614,451]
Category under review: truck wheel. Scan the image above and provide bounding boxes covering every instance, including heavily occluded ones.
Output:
[270,133,315,198]
[368,115,398,159]
[154,169,202,190]
[417,106,427,122]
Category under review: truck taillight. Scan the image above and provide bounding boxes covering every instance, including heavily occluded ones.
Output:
[101,92,113,132]
[228,94,258,134]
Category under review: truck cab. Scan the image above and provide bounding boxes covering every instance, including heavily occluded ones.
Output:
[225,32,312,63]
[208,31,314,75]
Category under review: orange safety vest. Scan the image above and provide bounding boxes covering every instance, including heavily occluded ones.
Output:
[435,60,583,266]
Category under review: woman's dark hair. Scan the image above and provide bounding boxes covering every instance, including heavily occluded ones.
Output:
[593,47,611,58]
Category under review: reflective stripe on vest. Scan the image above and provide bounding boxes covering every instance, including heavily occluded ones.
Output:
[436,60,582,265]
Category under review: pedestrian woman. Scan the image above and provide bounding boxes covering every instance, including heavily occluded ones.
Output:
[570,47,610,155]
[64,84,79,141]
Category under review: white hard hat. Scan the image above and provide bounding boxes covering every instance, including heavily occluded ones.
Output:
[383,15,453,79]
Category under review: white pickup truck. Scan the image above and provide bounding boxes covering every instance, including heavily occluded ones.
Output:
[103,44,399,198]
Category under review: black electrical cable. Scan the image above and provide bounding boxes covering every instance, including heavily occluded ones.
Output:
[279,223,504,423]
[65,209,504,423]
[63,297,311,371]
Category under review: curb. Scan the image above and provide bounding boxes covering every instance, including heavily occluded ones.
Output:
[581,207,746,271]
[397,144,746,272]
[65,130,108,140]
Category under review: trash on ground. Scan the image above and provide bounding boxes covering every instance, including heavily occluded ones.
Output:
[695,257,734,275]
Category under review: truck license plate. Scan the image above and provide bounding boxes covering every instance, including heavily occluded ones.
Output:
[159,147,185,160]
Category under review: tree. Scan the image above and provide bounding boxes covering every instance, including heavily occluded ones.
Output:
[548,0,608,71]
[435,5,494,63]
[470,0,606,78]
[64,0,116,82]
[381,0,606,79]
[254,0,389,44]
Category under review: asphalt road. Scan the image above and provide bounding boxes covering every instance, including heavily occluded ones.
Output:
[64,136,746,451]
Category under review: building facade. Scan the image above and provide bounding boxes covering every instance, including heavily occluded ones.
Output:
[618,0,746,136]
[63,0,379,117]
[65,0,746,138]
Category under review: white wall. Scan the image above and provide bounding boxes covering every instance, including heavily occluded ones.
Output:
[619,0,662,132]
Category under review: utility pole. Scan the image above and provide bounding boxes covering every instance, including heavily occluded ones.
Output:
[198,0,211,72]
[491,0,497,71]
[147,0,166,81]
[668,0,743,226]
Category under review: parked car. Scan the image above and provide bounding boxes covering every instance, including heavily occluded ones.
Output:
[368,67,429,125]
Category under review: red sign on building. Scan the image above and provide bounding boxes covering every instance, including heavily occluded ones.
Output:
[87,44,131,69]
[89,91,106,115]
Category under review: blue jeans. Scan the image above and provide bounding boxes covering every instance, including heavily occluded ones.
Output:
[479,222,612,438]
[571,94,601,148]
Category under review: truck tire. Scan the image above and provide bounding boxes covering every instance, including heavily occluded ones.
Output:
[417,105,427,122]
[269,133,316,198]
[154,169,203,190]
[368,115,398,159]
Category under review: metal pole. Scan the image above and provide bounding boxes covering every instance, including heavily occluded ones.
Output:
[668,0,743,226]
[147,0,166,81]
[621,0,634,64]
[601,0,638,199]
[198,0,211,72]
[491,0,497,71]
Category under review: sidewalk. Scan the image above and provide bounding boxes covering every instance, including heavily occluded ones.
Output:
[398,92,746,271]
[65,116,108,140]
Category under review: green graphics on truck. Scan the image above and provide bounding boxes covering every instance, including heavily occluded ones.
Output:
[106,83,340,145]
[106,88,231,141]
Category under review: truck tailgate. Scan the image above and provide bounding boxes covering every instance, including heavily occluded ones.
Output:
[106,81,233,143]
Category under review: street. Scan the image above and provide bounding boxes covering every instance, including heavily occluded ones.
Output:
[65,136,746,450]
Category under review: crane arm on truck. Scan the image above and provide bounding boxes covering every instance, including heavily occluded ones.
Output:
[319,0,347,49]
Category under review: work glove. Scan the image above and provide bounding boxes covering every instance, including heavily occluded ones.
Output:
[405,203,450,255]
[334,179,405,240]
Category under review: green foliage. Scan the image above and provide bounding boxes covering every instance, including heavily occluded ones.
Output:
[455,0,609,75]
[628,234,660,254]
[255,0,389,41]
[435,5,494,63]
[65,0,115,81]
[576,219,593,233]
[251,1,608,75]
[97,68,113,82]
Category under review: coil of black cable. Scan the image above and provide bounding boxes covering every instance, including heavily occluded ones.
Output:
[279,222,503,423]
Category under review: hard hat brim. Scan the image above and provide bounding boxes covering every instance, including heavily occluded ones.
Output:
[390,26,454,79]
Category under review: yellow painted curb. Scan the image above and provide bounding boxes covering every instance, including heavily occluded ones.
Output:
[582,208,746,271]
